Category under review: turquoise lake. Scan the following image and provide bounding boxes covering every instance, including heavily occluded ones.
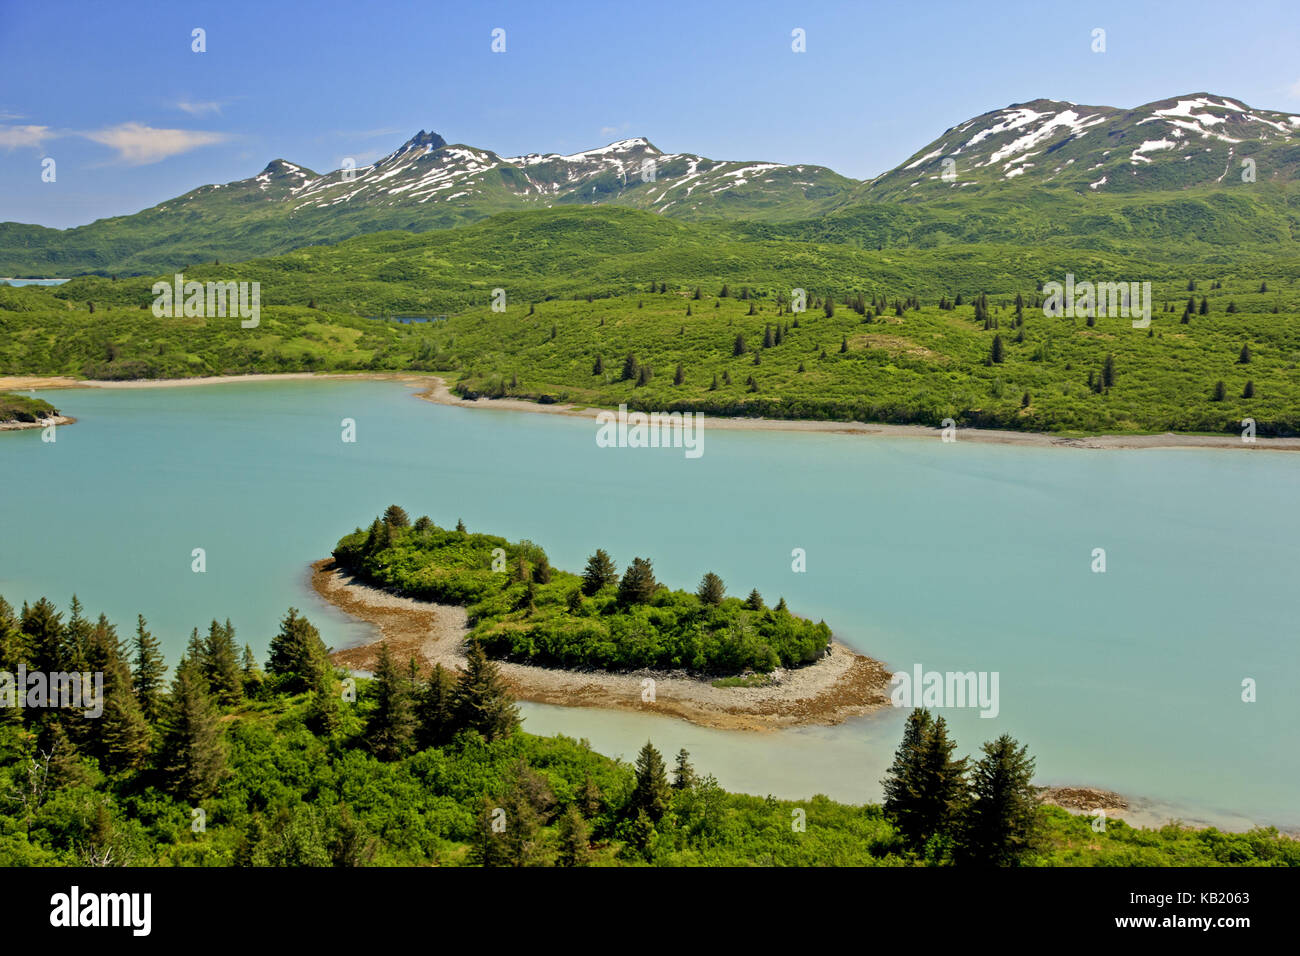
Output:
[1,379,1296,830]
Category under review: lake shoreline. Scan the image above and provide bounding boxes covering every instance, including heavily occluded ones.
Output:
[2,370,1294,449]
[0,414,75,432]
[311,558,895,733]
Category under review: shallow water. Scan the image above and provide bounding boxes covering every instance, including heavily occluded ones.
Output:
[1,379,1296,829]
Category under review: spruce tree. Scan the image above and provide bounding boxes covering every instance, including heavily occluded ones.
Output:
[131,615,167,723]
[696,572,725,606]
[267,607,329,694]
[881,709,968,851]
[306,658,341,736]
[556,804,592,866]
[88,628,150,772]
[22,597,69,675]
[453,641,520,742]
[744,589,764,611]
[382,504,410,527]
[581,549,617,596]
[240,644,263,698]
[956,734,1041,866]
[366,642,415,760]
[990,335,1004,364]
[672,748,696,790]
[159,657,228,800]
[415,663,455,748]
[203,619,244,706]
[733,334,747,356]
[617,557,658,605]
[577,772,603,818]
[630,740,671,823]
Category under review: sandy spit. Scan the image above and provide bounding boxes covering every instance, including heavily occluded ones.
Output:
[412,377,1300,452]
[312,559,894,733]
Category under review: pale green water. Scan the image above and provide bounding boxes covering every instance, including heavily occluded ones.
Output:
[2,379,1296,829]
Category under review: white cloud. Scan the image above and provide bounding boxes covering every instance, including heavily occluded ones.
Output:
[176,100,223,116]
[600,125,619,136]
[0,110,25,121]
[0,124,52,149]
[83,122,229,165]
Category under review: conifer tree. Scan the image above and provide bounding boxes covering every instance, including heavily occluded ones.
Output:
[267,608,329,694]
[453,641,520,742]
[22,597,69,675]
[131,615,167,723]
[581,549,617,596]
[621,353,638,380]
[382,504,410,527]
[593,354,604,375]
[88,626,150,772]
[881,709,968,851]
[672,748,696,790]
[159,657,228,800]
[366,642,415,760]
[1243,380,1255,398]
[1239,344,1251,364]
[696,572,725,606]
[630,740,671,823]
[733,334,747,356]
[990,335,1004,364]
[674,363,685,385]
[203,619,244,706]
[556,804,592,866]
[577,772,603,818]
[240,644,263,698]
[617,557,658,605]
[744,589,764,611]
[956,734,1041,866]
[415,663,456,749]
[306,659,341,736]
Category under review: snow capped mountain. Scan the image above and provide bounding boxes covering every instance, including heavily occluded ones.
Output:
[866,93,1300,197]
[173,130,855,220]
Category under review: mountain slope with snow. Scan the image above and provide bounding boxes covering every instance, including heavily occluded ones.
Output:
[861,93,1300,199]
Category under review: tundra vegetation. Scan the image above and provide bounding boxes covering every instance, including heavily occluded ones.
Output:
[4,207,1299,435]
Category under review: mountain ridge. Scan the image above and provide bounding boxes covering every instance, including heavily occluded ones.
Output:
[2,91,1297,276]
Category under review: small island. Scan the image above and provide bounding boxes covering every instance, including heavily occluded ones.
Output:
[0,391,73,431]
[315,506,893,730]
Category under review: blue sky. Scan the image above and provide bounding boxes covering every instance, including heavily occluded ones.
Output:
[2,0,1299,229]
